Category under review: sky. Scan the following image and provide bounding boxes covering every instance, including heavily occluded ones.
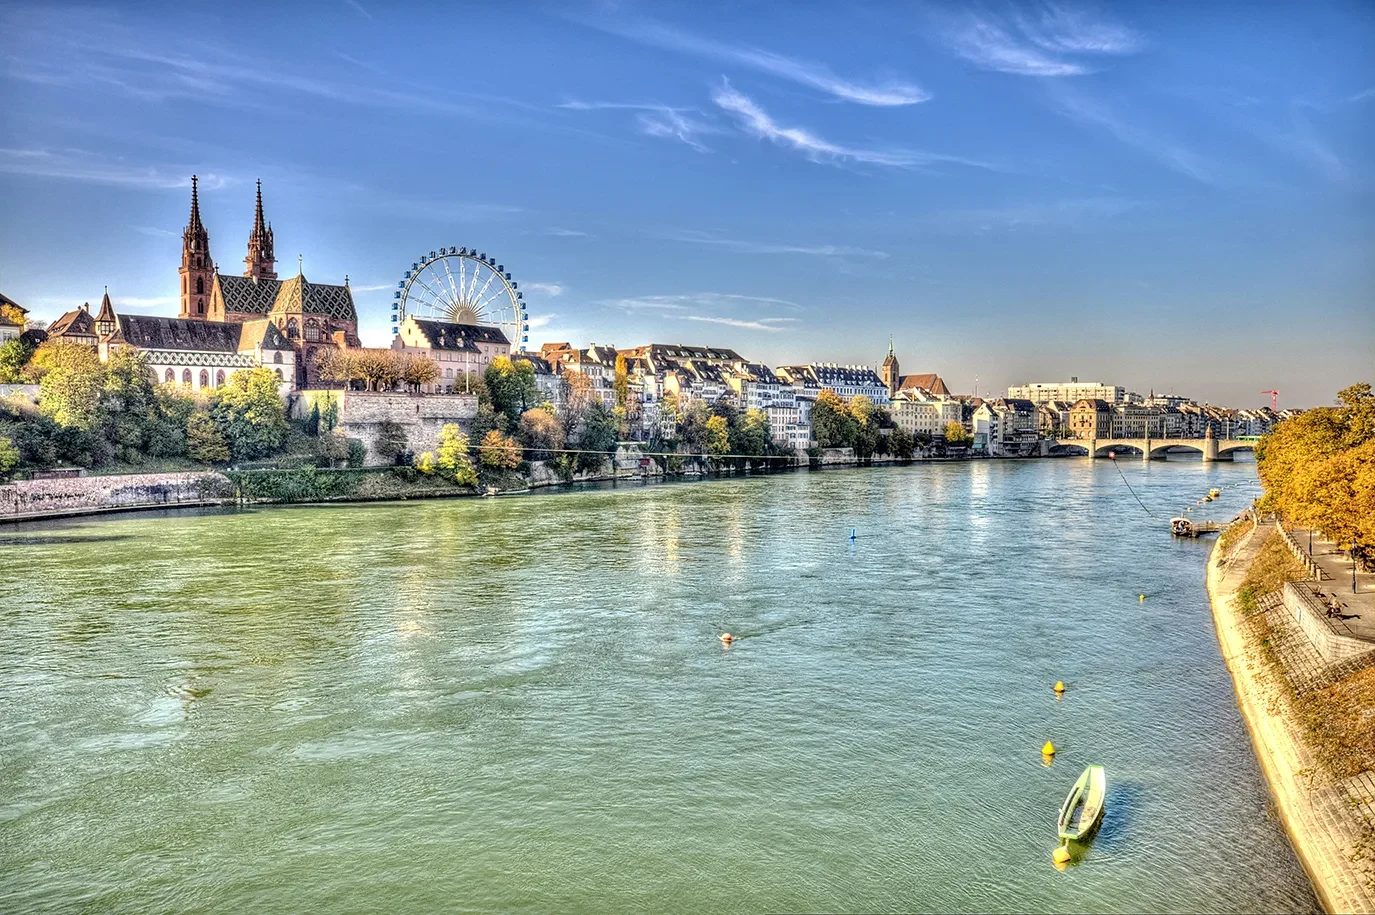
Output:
[0,1,1372,408]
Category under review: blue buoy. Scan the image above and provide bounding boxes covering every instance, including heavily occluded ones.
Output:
[849,528,857,541]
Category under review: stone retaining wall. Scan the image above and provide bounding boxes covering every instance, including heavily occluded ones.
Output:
[0,384,39,403]
[0,472,233,522]
[1283,581,1375,665]
[292,390,479,466]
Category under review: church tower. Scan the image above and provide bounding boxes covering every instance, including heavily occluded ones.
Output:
[179,175,215,319]
[881,336,900,397]
[244,179,277,281]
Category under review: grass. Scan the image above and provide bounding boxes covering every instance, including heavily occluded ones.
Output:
[1218,516,1255,555]
[1236,530,1307,615]
[1294,666,1375,780]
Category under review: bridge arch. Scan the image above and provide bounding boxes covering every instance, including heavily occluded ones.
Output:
[1049,443,1089,457]
[1093,443,1142,458]
[1149,443,1204,460]
[1217,443,1256,458]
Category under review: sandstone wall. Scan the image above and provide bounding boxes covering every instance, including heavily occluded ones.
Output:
[0,471,233,521]
[292,390,480,467]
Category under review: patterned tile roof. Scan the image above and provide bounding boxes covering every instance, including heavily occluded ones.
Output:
[236,318,293,351]
[270,275,357,322]
[214,274,281,315]
[118,314,245,353]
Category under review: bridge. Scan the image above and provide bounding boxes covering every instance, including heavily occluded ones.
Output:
[1053,436,1256,461]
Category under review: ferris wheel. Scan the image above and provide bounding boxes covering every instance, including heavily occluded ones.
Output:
[392,247,529,350]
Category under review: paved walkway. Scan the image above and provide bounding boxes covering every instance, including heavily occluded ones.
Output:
[1209,523,1375,913]
[1291,527,1375,643]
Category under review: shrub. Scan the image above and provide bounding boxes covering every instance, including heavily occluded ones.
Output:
[0,435,18,481]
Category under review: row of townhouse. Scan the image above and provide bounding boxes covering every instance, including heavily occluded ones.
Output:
[1064,400,1298,440]
[971,398,1040,455]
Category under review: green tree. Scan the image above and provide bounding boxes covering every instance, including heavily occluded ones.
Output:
[851,394,879,460]
[98,348,158,463]
[211,368,288,460]
[374,420,409,464]
[0,434,19,481]
[890,427,915,461]
[731,408,771,461]
[485,356,541,426]
[0,338,35,384]
[148,387,197,458]
[185,411,230,463]
[811,389,858,448]
[577,401,620,471]
[678,399,711,451]
[435,423,478,485]
[31,341,104,430]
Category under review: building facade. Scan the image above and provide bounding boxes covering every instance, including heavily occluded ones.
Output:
[393,316,511,392]
[1009,379,1126,404]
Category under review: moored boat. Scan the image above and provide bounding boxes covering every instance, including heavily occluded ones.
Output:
[1057,765,1106,843]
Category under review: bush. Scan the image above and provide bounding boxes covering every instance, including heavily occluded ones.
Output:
[346,438,367,468]
[186,412,230,464]
[0,435,18,481]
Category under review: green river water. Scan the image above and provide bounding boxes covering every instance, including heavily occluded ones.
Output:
[1,459,1317,913]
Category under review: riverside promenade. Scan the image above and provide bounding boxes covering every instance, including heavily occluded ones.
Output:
[1208,522,1375,914]
[1285,526,1375,644]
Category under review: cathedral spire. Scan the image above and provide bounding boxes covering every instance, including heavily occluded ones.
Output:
[244,179,277,280]
[180,175,214,319]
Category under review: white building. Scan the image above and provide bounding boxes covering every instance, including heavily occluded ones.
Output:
[1007,378,1126,404]
[890,392,962,440]
[392,316,510,392]
[776,364,891,405]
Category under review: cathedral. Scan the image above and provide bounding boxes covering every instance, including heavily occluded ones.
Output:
[178,176,359,387]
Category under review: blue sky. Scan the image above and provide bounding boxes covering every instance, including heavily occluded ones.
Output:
[0,1,1371,407]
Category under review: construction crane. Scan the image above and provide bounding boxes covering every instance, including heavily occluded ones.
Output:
[1261,389,1279,411]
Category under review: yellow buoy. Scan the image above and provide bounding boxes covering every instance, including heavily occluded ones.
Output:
[1042,740,1056,756]
[1053,681,1065,694]
[1139,594,1145,602]
[1053,845,1071,864]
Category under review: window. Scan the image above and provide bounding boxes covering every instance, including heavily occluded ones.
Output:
[286,318,299,339]
[199,370,209,388]
[215,370,225,387]
[445,368,453,378]
[196,277,204,295]
[304,319,320,343]
[274,369,283,380]
[165,368,175,383]
[197,298,204,314]
[182,369,192,385]
[273,351,283,364]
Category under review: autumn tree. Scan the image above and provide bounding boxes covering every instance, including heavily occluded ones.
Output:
[30,341,104,430]
[519,406,563,461]
[0,338,34,384]
[705,414,731,457]
[943,420,970,446]
[434,423,478,485]
[479,429,522,470]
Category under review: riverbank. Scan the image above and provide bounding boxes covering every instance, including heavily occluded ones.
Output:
[1207,521,1375,913]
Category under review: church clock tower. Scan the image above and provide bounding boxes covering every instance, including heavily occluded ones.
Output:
[179,175,215,319]
[881,336,900,397]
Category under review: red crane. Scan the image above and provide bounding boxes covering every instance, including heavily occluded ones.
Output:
[1261,389,1279,411]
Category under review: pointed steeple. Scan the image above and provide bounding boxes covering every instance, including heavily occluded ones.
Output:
[180,175,214,319]
[94,286,117,338]
[244,179,278,280]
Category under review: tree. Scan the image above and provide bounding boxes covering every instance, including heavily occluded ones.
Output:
[890,427,915,461]
[374,420,409,464]
[98,348,158,463]
[705,414,731,458]
[148,386,197,458]
[577,400,619,471]
[731,408,771,462]
[811,389,858,448]
[519,405,563,461]
[435,423,478,485]
[851,394,880,460]
[185,412,229,463]
[31,341,104,430]
[347,438,367,468]
[486,356,541,422]
[211,367,288,460]
[314,432,350,468]
[943,420,970,446]
[479,429,522,469]
[679,399,711,451]
[0,304,26,328]
[0,338,34,384]
[397,351,440,390]
[0,435,18,481]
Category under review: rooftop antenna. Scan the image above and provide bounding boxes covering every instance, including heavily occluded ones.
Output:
[297,254,303,276]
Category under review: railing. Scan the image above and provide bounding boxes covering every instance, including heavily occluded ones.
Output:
[1277,524,1322,580]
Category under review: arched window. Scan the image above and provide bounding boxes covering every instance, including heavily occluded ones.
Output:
[182,369,192,385]
[199,369,209,388]
[286,318,299,339]
[165,368,175,383]
[304,319,320,342]
[273,351,283,364]
[215,370,225,387]
[197,298,205,314]
[274,368,283,381]
[196,276,204,295]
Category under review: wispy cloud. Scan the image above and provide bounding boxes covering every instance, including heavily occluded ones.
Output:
[545,227,591,238]
[930,196,1138,233]
[1261,104,1348,184]
[661,229,888,258]
[584,18,928,106]
[711,81,992,170]
[681,315,796,332]
[347,282,394,292]
[342,0,371,20]
[0,148,231,189]
[1352,87,1375,103]
[561,100,719,152]
[1046,87,1211,182]
[130,224,178,237]
[942,5,1141,77]
[606,292,801,315]
[527,314,556,329]
[524,282,565,297]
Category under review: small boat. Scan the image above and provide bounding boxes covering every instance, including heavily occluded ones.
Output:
[1057,765,1106,843]
[495,488,531,496]
[1171,517,1194,537]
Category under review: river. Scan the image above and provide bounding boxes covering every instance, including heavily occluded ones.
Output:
[0,458,1317,913]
